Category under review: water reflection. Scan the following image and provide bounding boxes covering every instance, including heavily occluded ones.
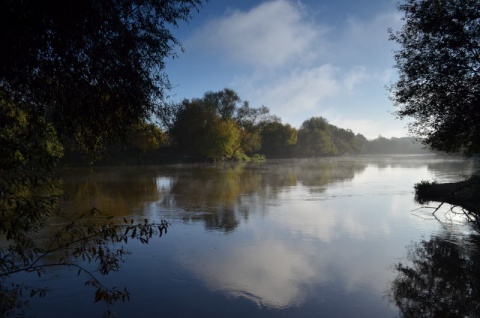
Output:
[44,155,478,317]
[159,159,367,232]
[389,233,480,317]
[60,156,472,234]
[164,163,260,232]
[176,238,317,309]
[61,167,164,216]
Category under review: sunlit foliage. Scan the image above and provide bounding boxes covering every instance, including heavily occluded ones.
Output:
[170,89,275,160]
[201,119,241,160]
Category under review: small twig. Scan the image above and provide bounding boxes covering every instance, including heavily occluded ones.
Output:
[410,212,434,221]
[432,202,444,215]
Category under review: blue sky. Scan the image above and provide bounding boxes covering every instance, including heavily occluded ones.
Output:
[165,0,405,139]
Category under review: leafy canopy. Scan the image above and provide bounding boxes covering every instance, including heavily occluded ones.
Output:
[390,0,480,155]
[296,117,360,156]
[170,88,276,160]
[0,0,201,153]
[260,122,297,158]
[0,0,202,314]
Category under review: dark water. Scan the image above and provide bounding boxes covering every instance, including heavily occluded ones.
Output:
[20,155,479,317]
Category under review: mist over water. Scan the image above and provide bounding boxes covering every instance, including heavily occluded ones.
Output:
[25,155,478,317]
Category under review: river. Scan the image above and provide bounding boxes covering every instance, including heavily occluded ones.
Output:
[20,155,479,317]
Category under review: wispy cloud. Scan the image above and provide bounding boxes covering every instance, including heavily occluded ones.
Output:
[344,66,368,91]
[181,0,406,138]
[188,0,324,69]
[251,65,340,114]
[236,65,375,128]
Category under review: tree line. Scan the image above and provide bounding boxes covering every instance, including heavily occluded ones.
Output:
[75,87,433,164]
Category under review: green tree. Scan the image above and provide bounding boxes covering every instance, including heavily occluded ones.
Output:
[329,126,361,155]
[203,88,241,120]
[236,103,277,130]
[170,98,214,156]
[234,102,278,156]
[127,122,168,154]
[170,98,242,160]
[0,0,201,154]
[296,117,338,156]
[170,89,273,160]
[389,0,480,155]
[354,133,369,153]
[0,0,202,314]
[362,136,431,154]
[201,119,241,160]
[260,122,297,158]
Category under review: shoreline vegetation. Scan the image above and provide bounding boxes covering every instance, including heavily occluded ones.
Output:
[60,135,439,166]
[54,88,442,167]
[62,134,479,224]
[387,0,480,229]
[415,176,480,227]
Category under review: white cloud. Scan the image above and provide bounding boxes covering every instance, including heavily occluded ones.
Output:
[251,64,340,115]
[181,0,407,137]
[188,0,324,69]
[344,66,369,91]
[236,64,377,128]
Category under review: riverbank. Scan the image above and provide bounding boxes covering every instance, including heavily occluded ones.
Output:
[415,176,480,222]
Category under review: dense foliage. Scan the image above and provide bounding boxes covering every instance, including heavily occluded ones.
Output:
[87,87,432,162]
[296,117,361,157]
[259,122,297,158]
[62,87,436,163]
[169,89,277,160]
[0,0,201,315]
[0,0,201,154]
[362,136,431,154]
[390,0,480,155]
[165,88,374,161]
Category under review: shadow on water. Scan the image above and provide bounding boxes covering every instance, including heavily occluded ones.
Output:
[60,167,164,216]
[389,231,480,317]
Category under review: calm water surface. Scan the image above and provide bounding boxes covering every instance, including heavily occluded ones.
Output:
[25,155,478,317]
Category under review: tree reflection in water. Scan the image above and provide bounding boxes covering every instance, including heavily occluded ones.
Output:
[389,233,480,317]
[162,159,367,232]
